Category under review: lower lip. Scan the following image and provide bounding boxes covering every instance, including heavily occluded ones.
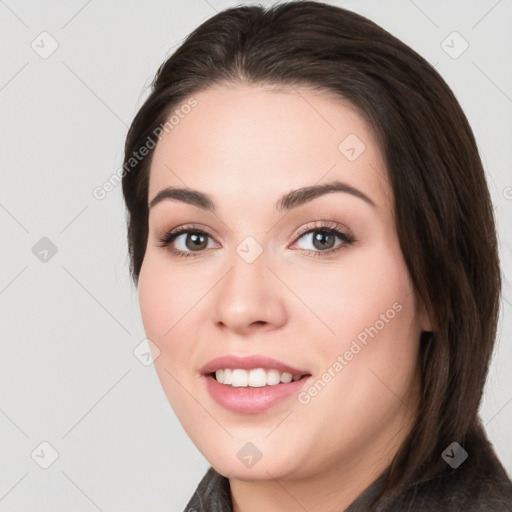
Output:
[203,374,312,414]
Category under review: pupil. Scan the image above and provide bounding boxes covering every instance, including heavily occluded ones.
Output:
[186,233,207,250]
[313,231,334,250]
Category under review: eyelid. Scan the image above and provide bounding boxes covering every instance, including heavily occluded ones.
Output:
[291,220,354,242]
[288,220,355,255]
[155,223,220,249]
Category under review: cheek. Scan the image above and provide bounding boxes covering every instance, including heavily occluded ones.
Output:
[139,253,196,335]
[292,242,420,401]
[137,256,204,415]
[288,253,421,461]
[288,244,417,349]
[138,261,169,339]
[137,255,200,369]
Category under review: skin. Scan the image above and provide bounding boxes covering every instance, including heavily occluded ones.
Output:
[138,83,432,512]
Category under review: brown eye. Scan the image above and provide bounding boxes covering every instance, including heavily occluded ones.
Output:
[183,232,209,251]
[310,230,337,250]
[294,225,354,255]
[157,228,216,257]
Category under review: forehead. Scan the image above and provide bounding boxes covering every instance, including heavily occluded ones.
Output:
[148,83,390,210]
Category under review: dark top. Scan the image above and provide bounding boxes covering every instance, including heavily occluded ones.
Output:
[184,427,512,511]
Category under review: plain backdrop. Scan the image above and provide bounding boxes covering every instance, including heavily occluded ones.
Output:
[0,0,511,510]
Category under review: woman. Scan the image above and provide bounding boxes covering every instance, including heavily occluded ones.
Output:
[121,2,512,510]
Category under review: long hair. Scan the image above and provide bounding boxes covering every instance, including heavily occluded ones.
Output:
[121,2,502,508]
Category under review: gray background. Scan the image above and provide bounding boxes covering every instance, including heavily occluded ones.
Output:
[0,0,511,510]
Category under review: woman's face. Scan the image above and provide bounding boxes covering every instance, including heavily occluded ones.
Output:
[138,83,431,483]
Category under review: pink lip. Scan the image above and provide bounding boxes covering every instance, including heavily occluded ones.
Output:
[200,354,312,414]
[200,354,309,376]
[203,374,312,414]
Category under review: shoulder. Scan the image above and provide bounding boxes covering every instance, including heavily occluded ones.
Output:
[378,427,512,511]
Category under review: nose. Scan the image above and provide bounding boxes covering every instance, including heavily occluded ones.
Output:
[212,249,287,335]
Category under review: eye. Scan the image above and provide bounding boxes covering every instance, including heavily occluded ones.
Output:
[291,221,355,257]
[156,221,355,259]
[156,225,217,258]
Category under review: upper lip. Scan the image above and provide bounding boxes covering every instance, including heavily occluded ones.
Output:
[200,355,310,376]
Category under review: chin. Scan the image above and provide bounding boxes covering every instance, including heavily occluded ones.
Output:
[212,458,292,481]
[202,440,307,482]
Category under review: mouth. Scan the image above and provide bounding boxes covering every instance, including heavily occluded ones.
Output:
[200,354,312,387]
[208,369,311,387]
[201,354,313,414]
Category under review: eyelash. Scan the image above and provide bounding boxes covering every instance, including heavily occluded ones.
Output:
[156,221,356,259]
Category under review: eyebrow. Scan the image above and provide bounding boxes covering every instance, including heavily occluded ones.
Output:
[148,180,376,212]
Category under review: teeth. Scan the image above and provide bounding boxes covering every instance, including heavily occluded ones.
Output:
[214,368,303,387]
[266,369,281,386]
[248,368,267,387]
[232,369,248,387]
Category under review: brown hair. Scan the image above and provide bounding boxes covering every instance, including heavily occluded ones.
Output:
[121,1,501,507]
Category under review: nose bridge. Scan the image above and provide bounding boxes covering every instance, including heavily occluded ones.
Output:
[212,238,287,332]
